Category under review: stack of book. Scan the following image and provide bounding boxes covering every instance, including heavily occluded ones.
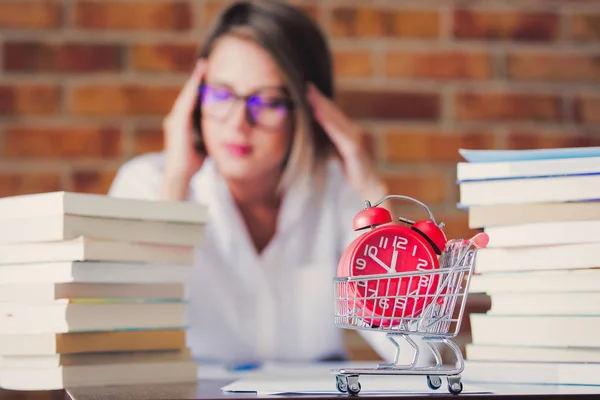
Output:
[0,191,207,390]
[455,147,600,386]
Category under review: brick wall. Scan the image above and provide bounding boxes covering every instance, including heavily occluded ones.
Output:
[1,0,600,239]
[0,0,599,360]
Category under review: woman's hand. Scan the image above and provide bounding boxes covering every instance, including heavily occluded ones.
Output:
[307,84,388,203]
[161,59,206,201]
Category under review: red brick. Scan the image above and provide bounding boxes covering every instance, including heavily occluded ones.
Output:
[385,51,492,80]
[575,95,600,124]
[571,13,600,41]
[0,2,62,29]
[130,44,198,73]
[453,9,559,41]
[3,42,122,73]
[331,7,440,38]
[4,126,122,158]
[507,52,600,82]
[455,92,562,122]
[0,84,60,116]
[288,1,320,21]
[383,130,496,163]
[72,170,118,195]
[507,131,600,149]
[333,51,374,78]
[68,85,180,117]
[201,1,234,25]
[336,90,440,120]
[133,127,164,155]
[74,2,192,31]
[382,172,447,204]
[202,1,319,26]
[0,173,62,198]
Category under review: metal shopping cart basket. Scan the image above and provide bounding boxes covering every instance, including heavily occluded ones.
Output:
[332,235,485,396]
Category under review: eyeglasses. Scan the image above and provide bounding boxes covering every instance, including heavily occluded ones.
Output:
[198,83,294,129]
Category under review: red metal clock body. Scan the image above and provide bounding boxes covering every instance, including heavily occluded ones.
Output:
[337,195,448,328]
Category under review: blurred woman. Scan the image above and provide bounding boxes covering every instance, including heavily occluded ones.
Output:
[109,0,394,364]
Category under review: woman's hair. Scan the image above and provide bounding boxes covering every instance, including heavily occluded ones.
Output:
[192,0,337,188]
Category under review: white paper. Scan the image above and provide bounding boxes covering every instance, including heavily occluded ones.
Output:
[221,362,492,395]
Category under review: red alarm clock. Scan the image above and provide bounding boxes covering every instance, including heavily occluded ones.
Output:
[337,195,448,328]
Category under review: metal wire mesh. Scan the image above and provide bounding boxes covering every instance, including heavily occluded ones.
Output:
[333,239,477,338]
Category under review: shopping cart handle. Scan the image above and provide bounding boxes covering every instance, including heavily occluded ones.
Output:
[397,217,415,225]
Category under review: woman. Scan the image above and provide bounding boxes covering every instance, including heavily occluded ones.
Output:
[109,0,397,364]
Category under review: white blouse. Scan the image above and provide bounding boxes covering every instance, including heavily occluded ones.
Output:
[108,153,418,365]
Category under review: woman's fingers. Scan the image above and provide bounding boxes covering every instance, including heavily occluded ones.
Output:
[171,58,207,116]
[307,83,362,157]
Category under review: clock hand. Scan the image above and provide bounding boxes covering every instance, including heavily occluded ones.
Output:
[367,252,391,272]
[390,250,398,273]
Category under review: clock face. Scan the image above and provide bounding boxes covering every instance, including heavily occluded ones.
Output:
[348,225,441,327]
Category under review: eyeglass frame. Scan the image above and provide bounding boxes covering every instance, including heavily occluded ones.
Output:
[197,82,296,129]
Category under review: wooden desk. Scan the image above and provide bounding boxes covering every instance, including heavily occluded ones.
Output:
[2,379,600,400]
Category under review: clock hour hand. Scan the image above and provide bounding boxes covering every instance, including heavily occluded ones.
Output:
[367,250,391,272]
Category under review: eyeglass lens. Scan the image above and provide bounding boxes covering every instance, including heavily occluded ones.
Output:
[199,84,291,128]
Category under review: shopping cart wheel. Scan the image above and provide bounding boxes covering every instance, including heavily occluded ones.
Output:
[426,375,442,390]
[336,375,347,393]
[346,375,361,396]
[447,376,463,395]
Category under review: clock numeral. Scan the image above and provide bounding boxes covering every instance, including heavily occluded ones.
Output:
[356,281,377,298]
[393,235,408,250]
[419,274,431,288]
[378,298,390,310]
[416,258,428,271]
[393,298,406,310]
[378,236,388,249]
[412,244,418,257]
[363,245,378,257]
[355,258,367,270]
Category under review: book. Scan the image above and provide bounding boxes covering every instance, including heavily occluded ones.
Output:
[466,344,600,363]
[462,360,600,386]
[0,237,194,265]
[467,201,600,228]
[0,360,198,390]
[473,242,600,273]
[459,174,600,207]
[0,348,191,368]
[470,314,600,348]
[482,220,600,248]
[457,156,600,182]
[486,292,600,316]
[0,191,207,223]
[0,282,185,303]
[0,214,206,246]
[0,329,186,356]
[0,261,192,284]
[0,301,187,334]
[469,269,600,294]
[459,146,600,163]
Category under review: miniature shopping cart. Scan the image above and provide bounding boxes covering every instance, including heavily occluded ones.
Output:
[332,236,485,396]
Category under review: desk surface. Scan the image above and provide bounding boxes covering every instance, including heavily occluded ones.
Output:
[2,379,600,400]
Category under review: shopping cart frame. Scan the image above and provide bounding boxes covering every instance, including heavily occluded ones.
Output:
[331,237,482,396]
